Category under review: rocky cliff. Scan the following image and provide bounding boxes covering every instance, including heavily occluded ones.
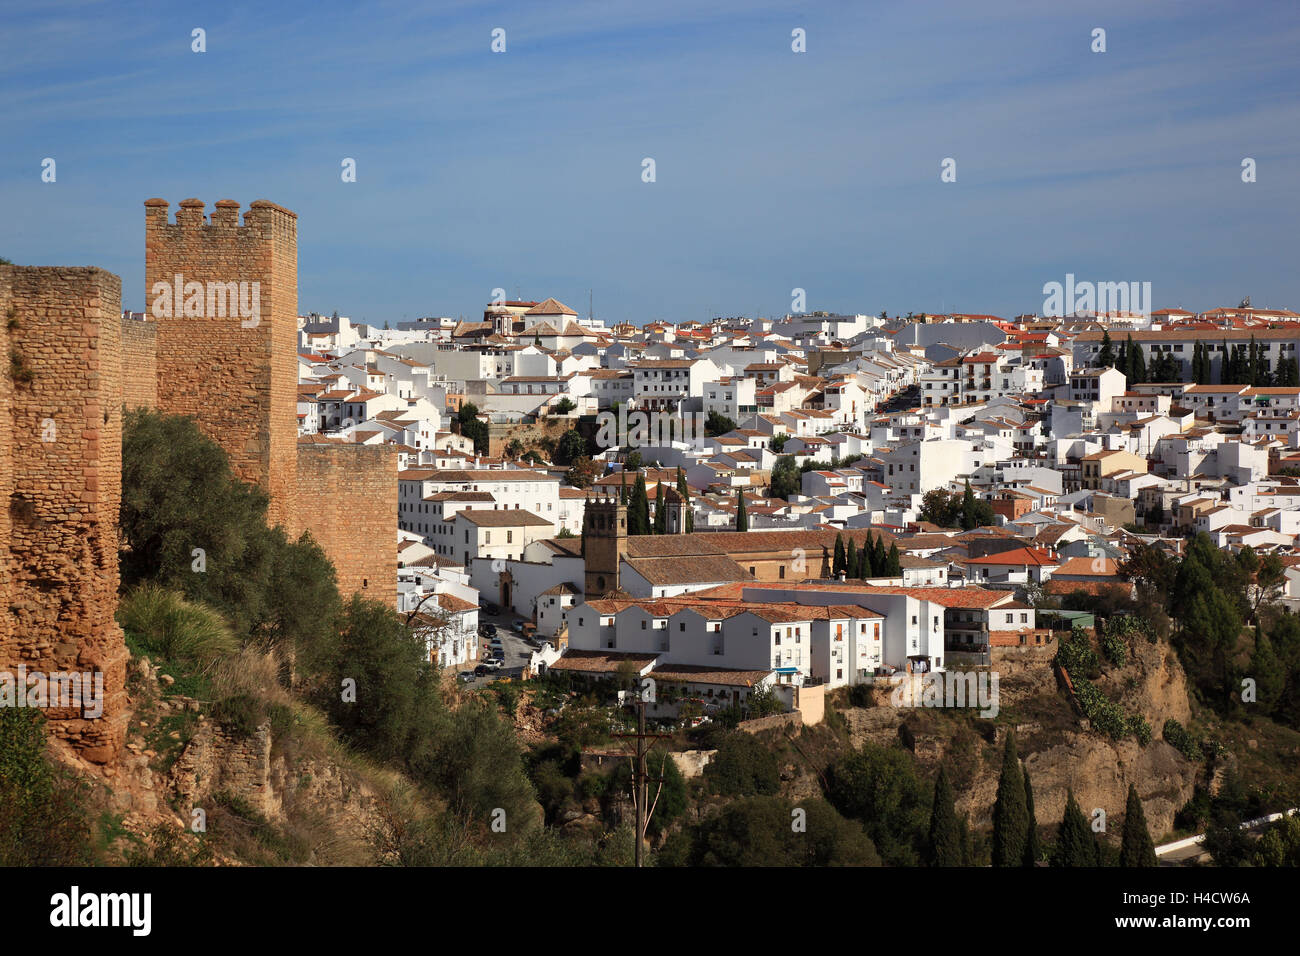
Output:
[842,635,1202,841]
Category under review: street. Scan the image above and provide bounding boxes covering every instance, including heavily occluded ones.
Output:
[458,606,539,686]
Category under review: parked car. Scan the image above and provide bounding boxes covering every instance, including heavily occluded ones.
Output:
[483,603,500,616]
[474,664,489,676]
[484,657,504,670]
[458,671,476,683]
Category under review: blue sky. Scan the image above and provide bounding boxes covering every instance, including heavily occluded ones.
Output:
[3,0,1298,325]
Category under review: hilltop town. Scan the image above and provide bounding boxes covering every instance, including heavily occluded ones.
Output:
[271,283,1300,700]
[4,198,1300,869]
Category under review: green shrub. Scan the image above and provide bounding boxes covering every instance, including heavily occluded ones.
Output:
[0,710,94,865]
[212,693,265,737]
[124,823,214,866]
[1056,628,1101,680]
[1129,714,1152,746]
[1163,719,1203,760]
[703,731,780,797]
[120,409,340,647]
[117,583,238,672]
[576,771,609,800]
[1100,630,1128,668]
[1073,678,1130,740]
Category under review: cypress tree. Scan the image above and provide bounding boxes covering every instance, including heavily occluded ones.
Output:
[1118,783,1157,867]
[862,531,877,576]
[1221,340,1231,384]
[1249,335,1260,386]
[1280,357,1299,388]
[833,533,847,576]
[735,489,748,532]
[619,469,628,505]
[845,539,859,579]
[1131,342,1146,383]
[1023,762,1041,867]
[1124,334,1136,381]
[1052,790,1099,867]
[960,813,974,867]
[873,535,888,578]
[1098,330,1114,368]
[885,542,902,576]
[628,474,650,535]
[653,480,666,534]
[992,732,1029,866]
[929,765,963,867]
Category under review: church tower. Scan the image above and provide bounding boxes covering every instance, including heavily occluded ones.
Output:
[583,491,628,596]
[663,487,690,535]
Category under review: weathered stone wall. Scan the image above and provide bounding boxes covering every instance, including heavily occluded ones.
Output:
[170,715,385,863]
[293,441,397,603]
[120,315,157,409]
[488,418,570,458]
[146,198,298,529]
[738,711,803,735]
[172,719,277,817]
[668,749,716,778]
[0,274,13,665]
[0,265,128,763]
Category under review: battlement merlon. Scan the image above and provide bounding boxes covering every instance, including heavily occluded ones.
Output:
[144,198,298,242]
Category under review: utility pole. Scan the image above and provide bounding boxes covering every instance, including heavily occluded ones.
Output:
[612,694,671,867]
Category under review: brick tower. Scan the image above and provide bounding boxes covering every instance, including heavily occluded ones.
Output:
[582,492,628,596]
[0,265,128,763]
[145,198,299,528]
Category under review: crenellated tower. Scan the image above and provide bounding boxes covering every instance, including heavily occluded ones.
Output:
[145,198,299,528]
